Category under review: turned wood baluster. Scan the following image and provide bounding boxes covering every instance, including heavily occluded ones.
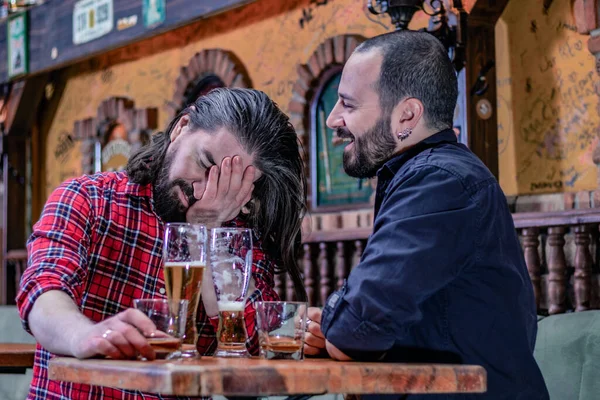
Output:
[547,226,568,315]
[574,225,593,312]
[303,243,314,305]
[522,228,541,311]
[274,272,285,301]
[286,271,295,302]
[352,240,364,269]
[336,241,347,290]
[319,242,332,306]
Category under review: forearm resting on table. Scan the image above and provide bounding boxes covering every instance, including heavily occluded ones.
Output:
[28,290,93,356]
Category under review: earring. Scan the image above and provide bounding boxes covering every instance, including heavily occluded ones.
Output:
[397,127,412,141]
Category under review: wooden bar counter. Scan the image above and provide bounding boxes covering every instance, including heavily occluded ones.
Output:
[49,357,486,396]
[0,343,36,373]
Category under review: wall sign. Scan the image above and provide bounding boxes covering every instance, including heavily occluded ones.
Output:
[143,0,166,28]
[7,12,28,78]
[73,0,113,45]
[102,138,131,172]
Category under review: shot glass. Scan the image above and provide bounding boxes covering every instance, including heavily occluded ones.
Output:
[133,298,188,359]
[256,301,307,360]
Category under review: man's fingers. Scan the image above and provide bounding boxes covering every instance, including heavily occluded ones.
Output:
[235,166,255,205]
[117,309,158,336]
[304,332,326,348]
[217,157,232,198]
[112,319,156,360]
[200,166,219,202]
[304,343,325,356]
[307,307,323,324]
[228,156,244,195]
[308,321,325,339]
[102,329,137,359]
[88,337,124,359]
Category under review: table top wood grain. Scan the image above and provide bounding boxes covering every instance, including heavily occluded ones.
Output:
[0,343,36,368]
[49,356,486,396]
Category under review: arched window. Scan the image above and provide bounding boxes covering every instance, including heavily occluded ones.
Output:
[74,97,157,174]
[289,34,370,211]
[311,71,373,208]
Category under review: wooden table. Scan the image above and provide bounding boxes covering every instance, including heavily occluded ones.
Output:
[0,343,36,374]
[49,357,486,396]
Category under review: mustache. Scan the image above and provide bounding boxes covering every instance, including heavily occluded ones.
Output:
[171,178,197,207]
[335,127,354,140]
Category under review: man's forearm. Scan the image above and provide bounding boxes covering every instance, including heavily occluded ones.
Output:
[28,290,94,356]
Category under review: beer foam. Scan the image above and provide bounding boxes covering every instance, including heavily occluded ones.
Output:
[164,261,205,268]
[218,301,244,311]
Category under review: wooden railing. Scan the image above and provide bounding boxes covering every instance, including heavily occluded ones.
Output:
[5,209,600,315]
[287,210,600,315]
[3,249,28,305]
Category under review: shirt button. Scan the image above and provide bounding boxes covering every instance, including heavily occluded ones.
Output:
[159,288,166,294]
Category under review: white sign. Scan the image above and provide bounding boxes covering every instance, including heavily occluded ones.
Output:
[72,0,113,45]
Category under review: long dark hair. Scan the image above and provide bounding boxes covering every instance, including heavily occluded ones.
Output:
[127,88,308,301]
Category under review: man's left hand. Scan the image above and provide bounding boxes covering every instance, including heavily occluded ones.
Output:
[304,307,352,361]
[186,156,255,228]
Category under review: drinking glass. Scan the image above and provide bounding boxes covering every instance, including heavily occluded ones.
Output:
[256,301,307,360]
[133,298,188,360]
[163,223,207,359]
[209,227,253,358]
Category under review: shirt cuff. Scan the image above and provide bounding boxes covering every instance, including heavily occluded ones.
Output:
[321,284,395,357]
[16,278,80,335]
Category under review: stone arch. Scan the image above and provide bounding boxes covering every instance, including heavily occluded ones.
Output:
[74,97,158,174]
[287,34,365,137]
[288,34,367,211]
[170,49,252,116]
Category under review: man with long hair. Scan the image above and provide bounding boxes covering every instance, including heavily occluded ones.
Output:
[17,88,307,399]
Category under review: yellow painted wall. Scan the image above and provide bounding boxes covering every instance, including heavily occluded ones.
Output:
[44,0,467,196]
[50,0,593,200]
[496,0,598,196]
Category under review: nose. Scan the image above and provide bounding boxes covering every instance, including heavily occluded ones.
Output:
[326,100,345,130]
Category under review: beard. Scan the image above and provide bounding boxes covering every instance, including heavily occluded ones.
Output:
[153,153,197,223]
[338,115,396,179]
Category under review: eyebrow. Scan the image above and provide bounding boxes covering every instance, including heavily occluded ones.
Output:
[339,92,357,102]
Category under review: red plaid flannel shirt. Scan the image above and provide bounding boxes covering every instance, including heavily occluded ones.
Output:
[16,171,279,400]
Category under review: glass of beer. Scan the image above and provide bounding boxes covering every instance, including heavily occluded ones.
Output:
[133,298,188,360]
[209,227,253,358]
[163,223,207,359]
[256,301,307,360]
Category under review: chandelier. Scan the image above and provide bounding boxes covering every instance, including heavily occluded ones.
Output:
[367,0,467,71]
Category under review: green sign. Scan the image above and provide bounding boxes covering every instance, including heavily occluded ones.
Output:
[314,73,373,208]
[143,0,166,28]
[7,12,28,78]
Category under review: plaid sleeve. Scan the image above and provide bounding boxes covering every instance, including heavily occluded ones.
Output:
[16,178,92,334]
[243,236,279,356]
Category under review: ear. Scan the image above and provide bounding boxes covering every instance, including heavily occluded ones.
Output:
[170,114,190,143]
[398,98,424,125]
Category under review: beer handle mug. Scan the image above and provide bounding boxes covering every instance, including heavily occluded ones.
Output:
[163,223,207,359]
[210,228,253,358]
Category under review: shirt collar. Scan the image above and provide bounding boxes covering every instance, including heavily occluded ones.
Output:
[379,129,457,178]
[123,177,153,198]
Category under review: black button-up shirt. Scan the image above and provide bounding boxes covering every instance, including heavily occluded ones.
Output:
[320,130,549,399]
